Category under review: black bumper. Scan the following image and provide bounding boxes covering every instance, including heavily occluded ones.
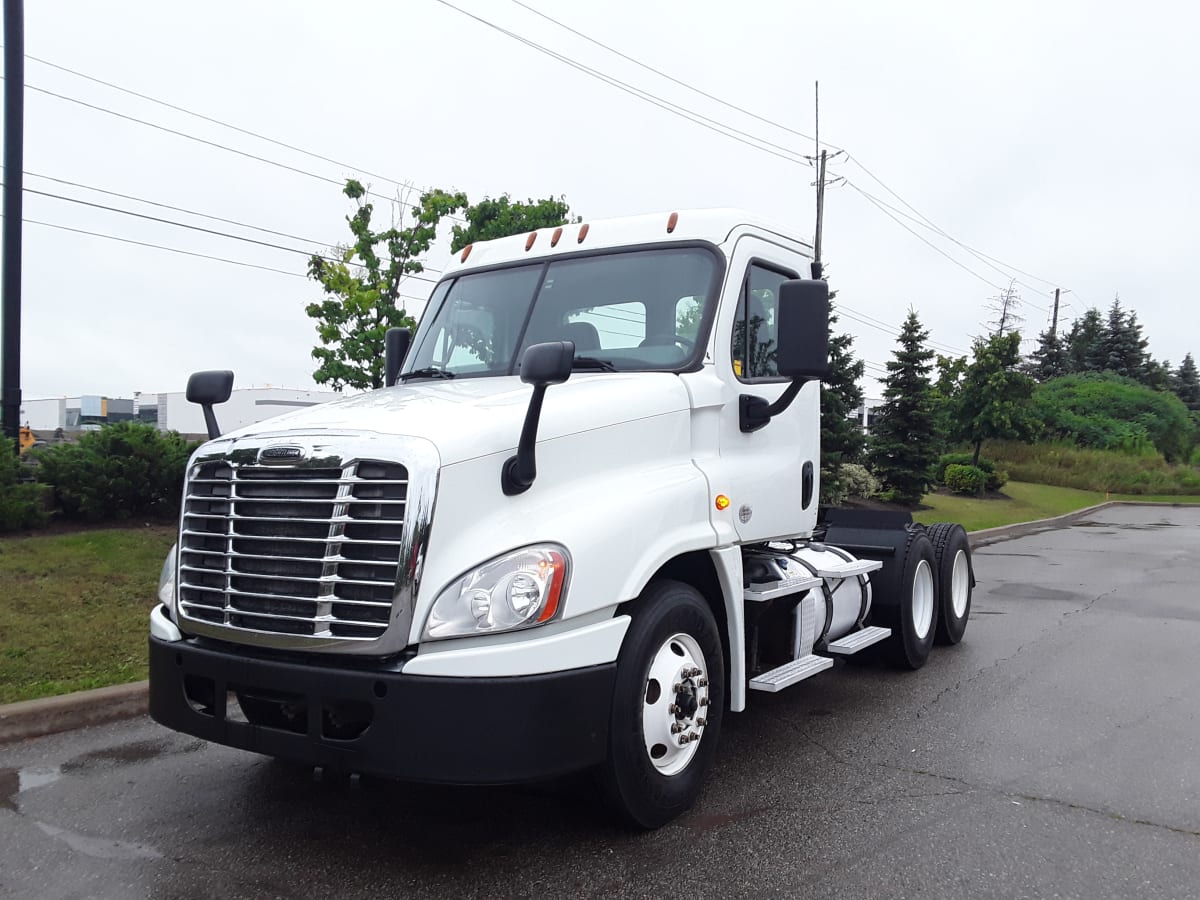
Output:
[149,635,615,784]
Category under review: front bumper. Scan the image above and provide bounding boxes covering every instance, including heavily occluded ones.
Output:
[149,634,615,784]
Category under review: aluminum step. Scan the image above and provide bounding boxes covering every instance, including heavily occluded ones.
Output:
[825,625,892,656]
[743,574,822,604]
[748,654,834,693]
[812,558,883,579]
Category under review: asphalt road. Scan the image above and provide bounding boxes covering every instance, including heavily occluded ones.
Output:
[2,505,1199,900]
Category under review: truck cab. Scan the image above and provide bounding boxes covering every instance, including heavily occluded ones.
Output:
[149,209,973,828]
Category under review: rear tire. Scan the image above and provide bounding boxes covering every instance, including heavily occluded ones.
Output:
[927,523,973,645]
[599,580,725,830]
[879,531,938,670]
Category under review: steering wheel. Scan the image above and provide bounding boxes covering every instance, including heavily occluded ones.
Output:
[672,335,696,353]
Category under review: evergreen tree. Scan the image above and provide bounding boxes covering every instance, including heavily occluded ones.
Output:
[1141,357,1173,393]
[954,332,1040,466]
[1101,297,1148,379]
[869,310,938,505]
[1064,308,1106,374]
[820,298,865,503]
[1029,327,1068,381]
[1174,353,1200,411]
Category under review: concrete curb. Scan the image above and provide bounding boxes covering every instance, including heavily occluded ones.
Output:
[2,499,1195,745]
[0,680,148,745]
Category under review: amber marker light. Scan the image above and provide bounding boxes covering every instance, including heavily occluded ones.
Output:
[715,494,731,511]
[667,211,679,233]
[460,243,473,262]
[551,227,563,247]
[577,223,590,243]
[535,551,569,623]
[525,232,537,251]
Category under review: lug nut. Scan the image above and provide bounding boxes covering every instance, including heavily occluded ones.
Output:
[668,703,679,714]
[697,677,708,687]
[699,697,709,707]
[679,736,689,746]
[671,722,684,734]
[697,717,707,727]
[688,733,701,742]
[673,683,682,693]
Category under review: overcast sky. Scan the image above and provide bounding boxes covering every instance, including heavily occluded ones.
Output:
[12,0,1200,403]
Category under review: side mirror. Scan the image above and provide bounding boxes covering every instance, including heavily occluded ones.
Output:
[384,327,412,388]
[740,279,829,433]
[776,279,830,379]
[502,341,575,495]
[186,370,234,439]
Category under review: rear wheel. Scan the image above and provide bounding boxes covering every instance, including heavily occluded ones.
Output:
[927,522,973,645]
[600,580,725,829]
[881,531,938,670]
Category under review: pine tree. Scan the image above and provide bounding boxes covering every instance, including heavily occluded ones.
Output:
[1101,297,1148,379]
[1065,308,1106,373]
[820,298,865,504]
[869,310,937,505]
[1174,353,1200,411]
[1029,327,1068,381]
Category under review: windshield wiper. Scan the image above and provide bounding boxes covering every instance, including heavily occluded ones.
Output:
[400,366,456,381]
[571,356,617,372]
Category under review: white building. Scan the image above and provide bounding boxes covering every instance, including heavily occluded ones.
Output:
[20,387,345,437]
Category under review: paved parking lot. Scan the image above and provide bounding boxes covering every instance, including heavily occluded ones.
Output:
[2,504,1198,899]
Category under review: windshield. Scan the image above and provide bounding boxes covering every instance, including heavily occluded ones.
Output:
[403,246,721,378]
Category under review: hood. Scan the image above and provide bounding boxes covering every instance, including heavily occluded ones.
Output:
[216,372,693,466]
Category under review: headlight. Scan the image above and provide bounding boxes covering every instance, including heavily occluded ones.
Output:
[158,544,178,612]
[423,545,569,640]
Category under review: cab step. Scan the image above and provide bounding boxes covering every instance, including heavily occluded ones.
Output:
[825,625,891,656]
[748,654,834,693]
[811,557,882,579]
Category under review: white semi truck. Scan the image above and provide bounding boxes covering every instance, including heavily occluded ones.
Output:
[149,209,974,828]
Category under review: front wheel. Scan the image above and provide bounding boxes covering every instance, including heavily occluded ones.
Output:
[600,580,725,829]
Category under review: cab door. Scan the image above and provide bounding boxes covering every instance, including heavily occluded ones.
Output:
[710,235,821,542]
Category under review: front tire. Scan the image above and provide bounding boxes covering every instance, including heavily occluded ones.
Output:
[600,580,725,829]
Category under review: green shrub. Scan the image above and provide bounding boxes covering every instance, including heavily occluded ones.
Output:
[944,464,987,495]
[35,423,198,522]
[0,439,50,531]
[840,463,880,499]
[936,452,998,481]
[1035,373,1194,462]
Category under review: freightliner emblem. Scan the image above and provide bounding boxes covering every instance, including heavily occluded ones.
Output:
[259,445,304,463]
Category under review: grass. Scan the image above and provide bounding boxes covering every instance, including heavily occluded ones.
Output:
[0,525,175,704]
[913,480,1200,532]
[985,441,1200,495]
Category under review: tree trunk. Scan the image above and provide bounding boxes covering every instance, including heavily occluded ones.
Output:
[972,440,982,467]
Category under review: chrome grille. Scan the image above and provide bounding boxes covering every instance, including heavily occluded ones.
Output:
[178,460,409,641]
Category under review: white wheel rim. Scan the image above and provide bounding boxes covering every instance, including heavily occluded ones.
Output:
[642,632,710,776]
[912,559,934,640]
[951,549,970,618]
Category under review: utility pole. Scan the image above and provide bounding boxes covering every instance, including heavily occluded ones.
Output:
[811,81,825,281]
[1049,288,1061,339]
[1,0,24,449]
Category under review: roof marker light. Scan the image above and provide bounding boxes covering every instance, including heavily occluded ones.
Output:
[667,211,679,233]
[550,227,563,247]
[525,232,537,251]
[577,223,590,244]
[461,243,473,262]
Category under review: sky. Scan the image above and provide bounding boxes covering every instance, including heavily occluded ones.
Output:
[9,0,1200,403]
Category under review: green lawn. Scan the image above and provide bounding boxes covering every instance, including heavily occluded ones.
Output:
[0,525,176,704]
[913,481,1200,532]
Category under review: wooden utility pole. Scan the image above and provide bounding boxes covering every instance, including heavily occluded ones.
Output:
[1049,288,1062,339]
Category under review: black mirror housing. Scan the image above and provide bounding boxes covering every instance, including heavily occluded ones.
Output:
[776,279,830,380]
[503,341,575,495]
[519,341,574,386]
[186,370,234,440]
[186,370,234,406]
[385,328,412,387]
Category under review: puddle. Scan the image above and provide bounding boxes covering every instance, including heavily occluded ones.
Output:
[989,583,1084,602]
[0,765,64,811]
[61,737,204,773]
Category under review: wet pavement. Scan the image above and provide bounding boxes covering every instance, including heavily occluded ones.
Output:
[2,504,1198,899]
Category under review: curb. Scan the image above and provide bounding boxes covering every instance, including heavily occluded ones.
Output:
[2,500,1194,746]
[0,680,148,745]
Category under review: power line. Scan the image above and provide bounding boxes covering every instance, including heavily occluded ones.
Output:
[503,0,834,152]
[428,0,811,166]
[18,80,464,222]
[25,52,422,193]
